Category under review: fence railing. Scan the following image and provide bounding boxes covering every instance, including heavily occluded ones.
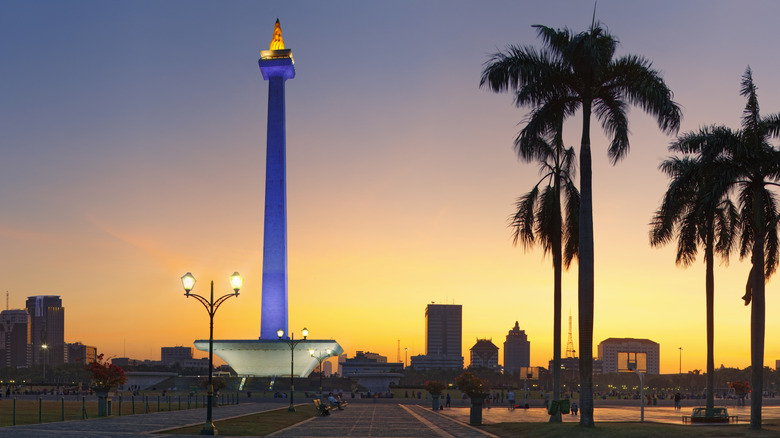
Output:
[0,392,240,427]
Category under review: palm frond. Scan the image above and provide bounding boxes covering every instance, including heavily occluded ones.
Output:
[510,186,540,249]
[563,178,580,268]
[763,188,780,277]
[532,25,572,56]
[740,67,761,134]
[592,91,630,163]
[607,55,681,134]
[535,185,560,257]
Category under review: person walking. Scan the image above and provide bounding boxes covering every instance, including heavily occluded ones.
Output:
[445,393,451,408]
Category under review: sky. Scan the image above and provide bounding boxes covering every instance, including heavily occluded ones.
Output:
[2,0,780,375]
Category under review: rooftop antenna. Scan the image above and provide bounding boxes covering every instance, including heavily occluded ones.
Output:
[565,310,576,358]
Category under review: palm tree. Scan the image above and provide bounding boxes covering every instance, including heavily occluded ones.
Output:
[509,117,578,422]
[650,131,738,412]
[671,68,780,429]
[480,22,681,426]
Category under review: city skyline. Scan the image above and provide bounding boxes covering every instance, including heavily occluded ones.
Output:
[3,1,780,374]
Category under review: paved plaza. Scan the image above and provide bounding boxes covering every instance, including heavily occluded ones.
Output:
[438,402,780,425]
[2,398,780,437]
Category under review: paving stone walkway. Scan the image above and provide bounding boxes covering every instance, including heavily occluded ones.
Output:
[2,399,780,437]
[269,403,496,438]
[0,401,281,437]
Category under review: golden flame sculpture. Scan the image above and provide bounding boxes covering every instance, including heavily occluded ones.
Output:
[269,19,284,50]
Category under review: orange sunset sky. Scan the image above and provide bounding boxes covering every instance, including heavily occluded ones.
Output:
[2,1,780,374]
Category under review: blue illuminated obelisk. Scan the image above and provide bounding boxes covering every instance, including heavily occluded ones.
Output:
[192,22,342,377]
[258,20,295,340]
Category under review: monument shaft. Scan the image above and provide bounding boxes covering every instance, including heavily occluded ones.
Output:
[259,55,294,340]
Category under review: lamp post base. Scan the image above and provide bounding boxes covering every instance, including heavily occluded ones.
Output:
[200,421,217,435]
[288,403,296,412]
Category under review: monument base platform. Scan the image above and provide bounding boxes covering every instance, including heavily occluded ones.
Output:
[194,339,342,377]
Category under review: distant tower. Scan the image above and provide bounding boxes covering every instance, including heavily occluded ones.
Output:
[25,296,65,366]
[425,304,462,359]
[470,338,500,369]
[565,311,576,358]
[0,309,31,368]
[503,321,530,375]
[258,20,296,339]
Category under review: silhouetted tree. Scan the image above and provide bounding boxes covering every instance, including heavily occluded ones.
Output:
[506,115,579,422]
[651,129,738,411]
[672,68,780,429]
[481,21,681,426]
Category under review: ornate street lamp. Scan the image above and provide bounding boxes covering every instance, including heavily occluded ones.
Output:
[309,348,332,396]
[180,271,242,435]
[278,328,308,412]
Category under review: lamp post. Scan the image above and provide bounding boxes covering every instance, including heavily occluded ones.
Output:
[629,365,645,422]
[41,344,48,383]
[679,347,683,374]
[309,349,332,396]
[180,271,243,436]
[404,347,408,369]
[278,328,308,412]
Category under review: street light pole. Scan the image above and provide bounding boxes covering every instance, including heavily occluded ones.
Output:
[180,271,243,436]
[679,347,683,374]
[41,344,48,383]
[630,367,645,422]
[278,328,308,412]
[404,347,408,369]
[310,349,332,396]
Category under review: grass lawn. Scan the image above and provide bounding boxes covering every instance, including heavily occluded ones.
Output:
[482,421,780,437]
[161,404,317,435]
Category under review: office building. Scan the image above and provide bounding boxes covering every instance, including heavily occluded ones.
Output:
[503,321,530,375]
[26,296,66,366]
[0,309,31,368]
[598,338,660,374]
[410,303,463,370]
[67,342,97,364]
[549,356,604,375]
[66,342,97,364]
[340,351,403,392]
[161,346,194,367]
[469,338,500,369]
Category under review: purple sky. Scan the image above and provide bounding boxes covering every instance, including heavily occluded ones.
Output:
[2,1,780,372]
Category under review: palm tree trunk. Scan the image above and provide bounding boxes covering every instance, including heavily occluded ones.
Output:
[750,184,765,430]
[705,225,715,411]
[578,101,595,427]
[550,174,563,423]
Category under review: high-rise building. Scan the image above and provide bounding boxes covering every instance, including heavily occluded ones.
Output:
[26,296,65,366]
[161,346,194,366]
[469,338,500,369]
[503,321,530,375]
[67,342,97,364]
[322,360,333,377]
[425,304,461,357]
[598,338,660,374]
[410,304,463,370]
[0,309,31,368]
